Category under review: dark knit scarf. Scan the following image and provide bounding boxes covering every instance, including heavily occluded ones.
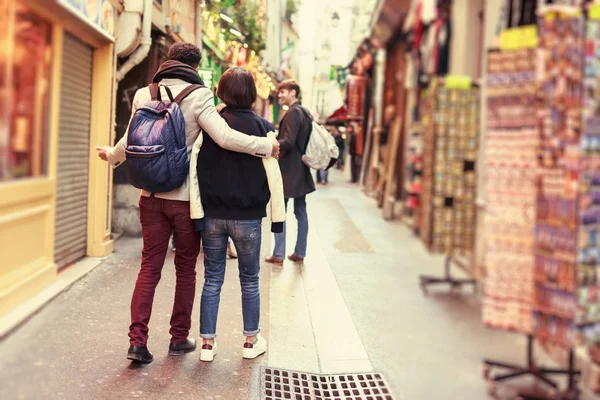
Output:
[152,60,204,85]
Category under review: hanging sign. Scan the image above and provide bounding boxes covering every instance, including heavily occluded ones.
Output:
[445,75,472,90]
[499,25,538,51]
[57,0,116,40]
[346,75,366,120]
[591,4,600,21]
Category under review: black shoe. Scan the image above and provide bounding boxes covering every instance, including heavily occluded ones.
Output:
[169,338,197,356]
[127,345,154,363]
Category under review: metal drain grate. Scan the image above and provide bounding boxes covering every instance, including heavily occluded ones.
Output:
[260,367,395,400]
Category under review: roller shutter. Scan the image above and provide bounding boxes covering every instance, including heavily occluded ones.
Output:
[54,33,93,269]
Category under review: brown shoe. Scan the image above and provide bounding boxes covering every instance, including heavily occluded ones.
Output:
[265,256,284,265]
[288,254,304,263]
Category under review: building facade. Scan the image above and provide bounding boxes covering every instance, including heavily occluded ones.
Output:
[0,0,121,318]
[112,0,202,237]
[299,0,355,118]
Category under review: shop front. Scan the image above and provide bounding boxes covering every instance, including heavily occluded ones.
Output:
[0,0,119,317]
[199,37,226,105]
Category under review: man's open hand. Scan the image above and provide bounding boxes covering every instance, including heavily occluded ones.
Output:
[95,146,109,162]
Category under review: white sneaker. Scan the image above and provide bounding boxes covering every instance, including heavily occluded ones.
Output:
[242,334,267,359]
[200,341,217,362]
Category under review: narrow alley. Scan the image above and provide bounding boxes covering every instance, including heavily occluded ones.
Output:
[0,170,582,400]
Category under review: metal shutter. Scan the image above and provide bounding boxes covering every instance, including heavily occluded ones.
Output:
[54,33,93,270]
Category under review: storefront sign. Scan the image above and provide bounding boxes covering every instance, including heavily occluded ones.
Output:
[169,0,196,43]
[337,67,348,88]
[198,68,213,91]
[255,73,271,100]
[202,12,230,56]
[346,75,366,120]
[592,4,600,21]
[57,0,116,40]
[499,26,537,51]
[445,75,472,90]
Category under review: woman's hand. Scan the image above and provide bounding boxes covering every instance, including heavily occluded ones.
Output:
[271,137,280,159]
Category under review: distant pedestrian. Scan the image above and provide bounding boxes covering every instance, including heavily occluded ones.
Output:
[316,169,328,185]
[348,124,360,183]
[265,79,315,266]
[193,67,285,362]
[333,127,345,170]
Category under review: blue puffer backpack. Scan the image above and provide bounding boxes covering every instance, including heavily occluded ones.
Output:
[125,83,202,193]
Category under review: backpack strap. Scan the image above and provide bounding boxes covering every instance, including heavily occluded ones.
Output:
[149,83,175,102]
[174,84,204,104]
[160,85,175,102]
[292,105,313,154]
[149,83,159,100]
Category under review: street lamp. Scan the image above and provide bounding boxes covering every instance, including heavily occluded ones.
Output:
[331,11,340,28]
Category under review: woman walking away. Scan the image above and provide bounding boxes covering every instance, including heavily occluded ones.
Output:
[192,67,285,361]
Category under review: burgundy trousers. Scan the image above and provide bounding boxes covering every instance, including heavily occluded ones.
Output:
[128,195,201,347]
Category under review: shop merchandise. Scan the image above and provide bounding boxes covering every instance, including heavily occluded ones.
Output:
[482,48,538,333]
[576,17,600,343]
[533,11,582,348]
[420,82,437,250]
[533,10,600,348]
[402,0,453,82]
[402,86,425,232]
[420,78,479,258]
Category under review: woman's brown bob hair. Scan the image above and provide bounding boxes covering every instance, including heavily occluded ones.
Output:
[217,67,257,109]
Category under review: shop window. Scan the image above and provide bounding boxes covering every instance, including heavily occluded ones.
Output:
[0,2,52,182]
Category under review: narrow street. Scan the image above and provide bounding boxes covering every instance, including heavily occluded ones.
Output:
[0,169,582,399]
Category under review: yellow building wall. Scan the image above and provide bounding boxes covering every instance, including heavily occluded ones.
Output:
[0,0,117,318]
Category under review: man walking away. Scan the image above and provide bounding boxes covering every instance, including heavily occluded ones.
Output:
[348,124,360,183]
[265,80,315,265]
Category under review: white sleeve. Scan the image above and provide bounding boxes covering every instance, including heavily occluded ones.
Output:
[193,89,273,158]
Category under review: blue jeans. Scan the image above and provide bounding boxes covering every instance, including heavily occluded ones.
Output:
[200,218,262,338]
[273,196,308,259]
[316,170,328,183]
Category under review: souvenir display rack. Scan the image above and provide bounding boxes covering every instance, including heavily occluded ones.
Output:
[402,87,424,235]
[481,43,580,399]
[481,47,537,334]
[481,10,594,396]
[418,77,480,293]
[418,81,437,249]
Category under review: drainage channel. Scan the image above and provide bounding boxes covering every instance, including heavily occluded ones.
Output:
[260,367,395,400]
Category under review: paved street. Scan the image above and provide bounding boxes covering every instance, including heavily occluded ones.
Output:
[0,169,593,400]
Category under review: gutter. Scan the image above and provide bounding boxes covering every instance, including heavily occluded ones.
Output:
[116,0,153,83]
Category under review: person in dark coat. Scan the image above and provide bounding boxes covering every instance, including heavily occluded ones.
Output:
[333,127,345,170]
[265,79,315,265]
[348,124,360,183]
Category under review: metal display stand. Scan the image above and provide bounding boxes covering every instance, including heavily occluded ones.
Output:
[418,255,476,294]
[483,335,580,399]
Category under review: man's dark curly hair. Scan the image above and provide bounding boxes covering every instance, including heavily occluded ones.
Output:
[168,42,201,68]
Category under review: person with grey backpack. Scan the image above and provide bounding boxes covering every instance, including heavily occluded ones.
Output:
[265,79,329,265]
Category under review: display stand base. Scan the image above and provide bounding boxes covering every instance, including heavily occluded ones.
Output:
[483,335,580,399]
[418,255,476,295]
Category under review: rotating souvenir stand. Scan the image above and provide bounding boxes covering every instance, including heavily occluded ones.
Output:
[418,77,480,294]
[481,43,579,399]
[481,47,537,336]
